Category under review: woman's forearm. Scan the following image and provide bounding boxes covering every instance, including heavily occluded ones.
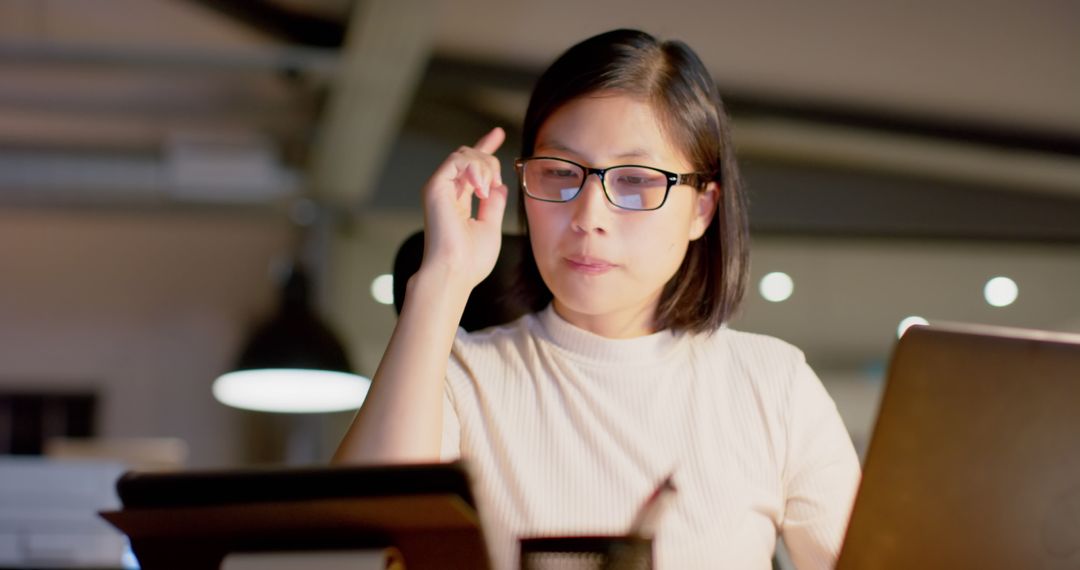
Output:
[331,266,471,465]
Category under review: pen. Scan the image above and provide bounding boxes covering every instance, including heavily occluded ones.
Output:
[627,473,677,538]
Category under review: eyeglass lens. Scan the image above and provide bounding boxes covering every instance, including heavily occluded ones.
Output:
[522,158,669,210]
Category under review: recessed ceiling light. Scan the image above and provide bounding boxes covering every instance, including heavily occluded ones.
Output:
[897,316,929,338]
[759,271,794,303]
[371,273,394,305]
[984,276,1018,307]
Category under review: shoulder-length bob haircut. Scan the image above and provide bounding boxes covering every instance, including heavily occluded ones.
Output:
[516,28,749,334]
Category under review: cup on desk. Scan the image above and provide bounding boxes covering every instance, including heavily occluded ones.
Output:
[519,535,653,570]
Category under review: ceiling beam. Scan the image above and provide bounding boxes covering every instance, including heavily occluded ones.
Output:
[422,56,1080,159]
[308,0,435,209]
[181,0,348,48]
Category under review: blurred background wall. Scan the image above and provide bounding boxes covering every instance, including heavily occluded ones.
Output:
[0,0,1078,468]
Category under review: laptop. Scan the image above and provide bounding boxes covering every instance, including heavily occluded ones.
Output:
[836,323,1080,570]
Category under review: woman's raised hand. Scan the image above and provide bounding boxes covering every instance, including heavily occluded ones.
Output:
[333,127,509,465]
[420,127,509,290]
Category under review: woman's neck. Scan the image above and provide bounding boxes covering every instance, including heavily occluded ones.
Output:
[551,299,659,339]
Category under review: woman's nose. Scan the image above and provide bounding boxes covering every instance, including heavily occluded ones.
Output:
[570,174,612,234]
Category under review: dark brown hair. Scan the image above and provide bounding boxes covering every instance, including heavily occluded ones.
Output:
[517,29,749,334]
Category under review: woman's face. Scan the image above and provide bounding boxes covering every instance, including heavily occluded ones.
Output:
[525,92,718,338]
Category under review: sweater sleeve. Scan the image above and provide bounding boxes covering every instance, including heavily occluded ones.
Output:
[780,357,862,570]
[440,334,467,462]
[440,380,462,462]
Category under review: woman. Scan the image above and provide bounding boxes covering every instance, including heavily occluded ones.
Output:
[334,29,860,569]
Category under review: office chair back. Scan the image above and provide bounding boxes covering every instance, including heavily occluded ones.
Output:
[392,230,551,331]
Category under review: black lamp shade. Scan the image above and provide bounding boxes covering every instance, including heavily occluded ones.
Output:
[236,268,353,374]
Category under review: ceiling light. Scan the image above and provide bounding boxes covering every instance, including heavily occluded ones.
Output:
[213,369,368,413]
[371,273,394,305]
[897,316,929,338]
[759,272,794,302]
[984,276,1018,307]
[213,266,370,414]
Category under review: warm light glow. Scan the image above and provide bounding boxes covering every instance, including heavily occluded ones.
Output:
[984,276,1018,307]
[897,316,929,338]
[212,369,371,413]
[759,272,794,302]
[371,273,394,306]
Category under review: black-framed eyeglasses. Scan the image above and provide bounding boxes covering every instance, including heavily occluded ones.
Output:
[514,156,713,211]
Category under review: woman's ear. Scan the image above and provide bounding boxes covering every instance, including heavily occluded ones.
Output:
[688,182,720,240]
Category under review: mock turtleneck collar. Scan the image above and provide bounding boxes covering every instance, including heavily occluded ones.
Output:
[532,304,683,364]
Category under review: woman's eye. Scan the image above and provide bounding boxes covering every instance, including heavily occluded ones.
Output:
[545,169,576,178]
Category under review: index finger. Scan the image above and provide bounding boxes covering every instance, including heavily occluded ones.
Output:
[473,127,506,155]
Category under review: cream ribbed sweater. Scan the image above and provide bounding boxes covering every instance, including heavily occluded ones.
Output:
[441,305,860,569]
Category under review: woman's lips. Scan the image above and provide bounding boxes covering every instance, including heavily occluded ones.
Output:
[564,255,617,275]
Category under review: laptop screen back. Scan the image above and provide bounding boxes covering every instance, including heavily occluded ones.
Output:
[836,324,1080,570]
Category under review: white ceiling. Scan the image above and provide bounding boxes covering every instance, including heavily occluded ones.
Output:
[4,0,1078,134]
[432,0,1080,136]
[2,0,1075,204]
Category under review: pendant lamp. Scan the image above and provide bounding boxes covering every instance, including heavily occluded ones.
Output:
[213,265,370,413]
